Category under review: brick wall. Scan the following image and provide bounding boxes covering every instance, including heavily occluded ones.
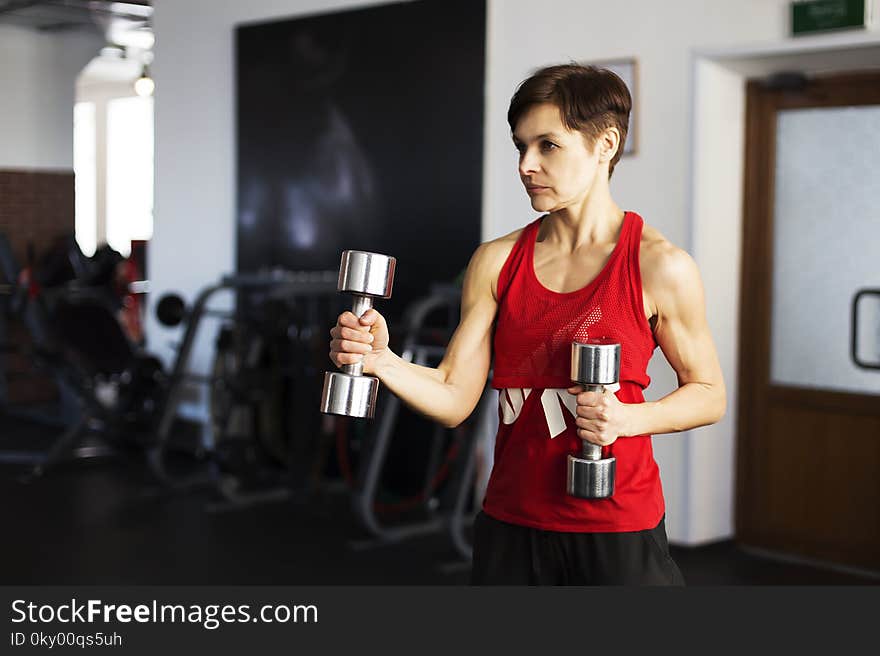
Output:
[0,169,75,265]
[0,169,75,405]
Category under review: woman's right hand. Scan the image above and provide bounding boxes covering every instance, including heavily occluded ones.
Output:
[329,308,390,375]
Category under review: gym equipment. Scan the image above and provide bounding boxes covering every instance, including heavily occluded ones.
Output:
[566,338,619,499]
[0,233,161,475]
[320,250,396,419]
[156,293,187,327]
[0,232,81,428]
[446,378,496,563]
[2,287,167,480]
[344,284,491,562]
[149,269,339,510]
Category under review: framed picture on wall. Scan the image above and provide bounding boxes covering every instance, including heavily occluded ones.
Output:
[585,57,638,156]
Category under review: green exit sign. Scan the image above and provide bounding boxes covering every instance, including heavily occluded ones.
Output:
[791,0,871,35]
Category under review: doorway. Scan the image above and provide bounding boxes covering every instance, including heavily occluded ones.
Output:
[736,70,880,572]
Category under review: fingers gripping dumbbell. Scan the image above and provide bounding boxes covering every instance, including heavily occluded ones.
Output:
[320,250,396,419]
[566,339,620,499]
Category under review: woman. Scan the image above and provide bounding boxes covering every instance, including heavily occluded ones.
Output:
[329,64,725,585]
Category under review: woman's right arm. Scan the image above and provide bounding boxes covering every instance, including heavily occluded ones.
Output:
[329,239,510,428]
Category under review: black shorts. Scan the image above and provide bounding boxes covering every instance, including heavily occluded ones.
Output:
[470,511,685,586]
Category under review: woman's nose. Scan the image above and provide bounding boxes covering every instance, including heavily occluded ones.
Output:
[519,150,539,176]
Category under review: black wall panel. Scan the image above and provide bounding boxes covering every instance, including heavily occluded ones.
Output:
[236,0,486,321]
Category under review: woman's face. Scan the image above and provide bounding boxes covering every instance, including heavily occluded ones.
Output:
[512,102,602,214]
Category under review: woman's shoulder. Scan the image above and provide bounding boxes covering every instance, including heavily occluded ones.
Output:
[466,221,536,298]
[473,222,532,267]
[638,220,700,297]
[638,221,671,257]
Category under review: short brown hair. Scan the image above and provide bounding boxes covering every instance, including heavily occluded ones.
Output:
[507,63,631,178]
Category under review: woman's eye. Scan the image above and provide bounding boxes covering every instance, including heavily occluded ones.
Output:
[541,141,558,151]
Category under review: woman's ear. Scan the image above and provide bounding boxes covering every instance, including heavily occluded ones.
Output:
[598,127,620,163]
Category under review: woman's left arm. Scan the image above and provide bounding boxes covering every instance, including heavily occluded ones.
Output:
[570,245,726,446]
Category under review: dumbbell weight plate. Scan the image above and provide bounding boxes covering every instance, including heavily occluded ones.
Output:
[571,338,620,386]
[156,293,186,327]
[566,453,615,499]
[320,370,379,418]
[338,251,395,298]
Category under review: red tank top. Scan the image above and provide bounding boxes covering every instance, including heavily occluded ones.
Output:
[484,211,665,532]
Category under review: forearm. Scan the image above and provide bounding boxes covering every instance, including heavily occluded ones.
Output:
[372,349,480,428]
[624,382,726,437]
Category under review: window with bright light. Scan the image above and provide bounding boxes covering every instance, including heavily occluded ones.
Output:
[73,101,97,257]
[106,95,154,257]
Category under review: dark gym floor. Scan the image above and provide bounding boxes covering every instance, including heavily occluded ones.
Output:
[0,412,877,586]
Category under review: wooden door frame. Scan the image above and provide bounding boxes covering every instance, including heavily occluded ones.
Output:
[736,70,880,549]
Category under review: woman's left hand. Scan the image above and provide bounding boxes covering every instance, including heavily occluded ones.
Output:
[566,384,630,447]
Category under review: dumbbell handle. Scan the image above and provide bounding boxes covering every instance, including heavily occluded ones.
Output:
[342,295,374,377]
[579,383,605,461]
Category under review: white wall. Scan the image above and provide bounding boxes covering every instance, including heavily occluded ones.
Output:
[149,0,801,543]
[0,25,103,170]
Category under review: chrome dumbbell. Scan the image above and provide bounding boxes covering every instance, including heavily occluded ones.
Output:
[566,338,620,499]
[320,250,396,419]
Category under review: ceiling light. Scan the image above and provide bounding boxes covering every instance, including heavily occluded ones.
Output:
[134,65,154,97]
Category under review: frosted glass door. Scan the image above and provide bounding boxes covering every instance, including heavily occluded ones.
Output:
[770,105,880,395]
